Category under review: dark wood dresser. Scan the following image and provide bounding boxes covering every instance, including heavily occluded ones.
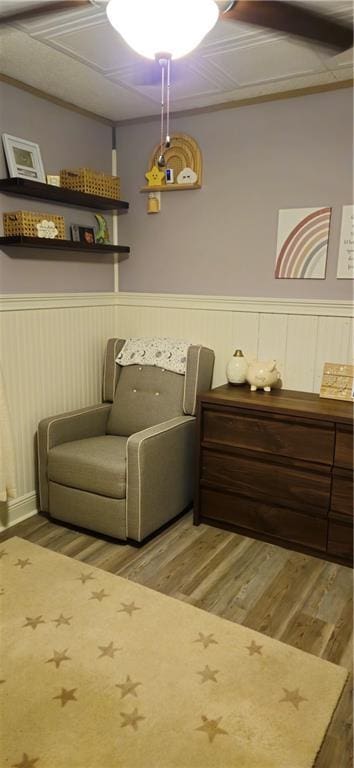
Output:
[194,386,353,567]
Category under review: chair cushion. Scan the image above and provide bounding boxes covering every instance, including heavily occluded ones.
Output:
[106,365,184,437]
[48,435,127,499]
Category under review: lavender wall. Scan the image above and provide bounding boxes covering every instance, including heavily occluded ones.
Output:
[117,88,353,299]
[0,82,115,293]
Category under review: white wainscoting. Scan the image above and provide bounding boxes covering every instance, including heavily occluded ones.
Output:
[1,291,353,527]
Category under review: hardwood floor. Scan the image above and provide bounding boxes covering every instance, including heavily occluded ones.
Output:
[2,511,352,766]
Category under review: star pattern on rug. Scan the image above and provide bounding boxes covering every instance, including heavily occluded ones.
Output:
[76,572,95,584]
[117,601,141,616]
[90,589,109,602]
[98,641,121,659]
[52,614,72,627]
[53,687,78,707]
[46,649,71,669]
[197,665,219,684]
[196,715,228,743]
[14,558,31,569]
[23,616,45,630]
[120,707,146,731]
[116,675,142,699]
[279,688,308,710]
[12,754,39,768]
[194,632,218,649]
[246,640,263,656]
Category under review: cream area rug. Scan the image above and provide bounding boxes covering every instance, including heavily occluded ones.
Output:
[1,537,347,768]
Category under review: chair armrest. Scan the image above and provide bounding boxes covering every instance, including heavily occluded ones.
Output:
[126,415,195,542]
[37,404,111,512]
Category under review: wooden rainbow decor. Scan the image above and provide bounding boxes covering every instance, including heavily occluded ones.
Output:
[275,207,331,279]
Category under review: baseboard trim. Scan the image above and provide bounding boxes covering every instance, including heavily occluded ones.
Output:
[1,291,352,317]
[0,491,38,531]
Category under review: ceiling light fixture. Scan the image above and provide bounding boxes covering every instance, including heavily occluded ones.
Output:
[106,0,219,60]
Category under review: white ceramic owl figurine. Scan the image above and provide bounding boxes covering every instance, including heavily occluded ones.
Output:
[226,349,248,385]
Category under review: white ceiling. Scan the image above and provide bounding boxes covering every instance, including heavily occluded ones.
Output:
[0,0,353,122]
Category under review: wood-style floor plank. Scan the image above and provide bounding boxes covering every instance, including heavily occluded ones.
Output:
[1,511,352,767]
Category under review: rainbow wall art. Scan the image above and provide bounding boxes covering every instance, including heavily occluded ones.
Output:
[275,207,331,279]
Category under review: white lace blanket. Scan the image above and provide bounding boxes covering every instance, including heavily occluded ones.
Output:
[115,337,189,375]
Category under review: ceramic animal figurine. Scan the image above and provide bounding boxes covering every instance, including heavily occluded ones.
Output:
[246,360,281,392]
[94,214,110,244]
[226,349,248,385]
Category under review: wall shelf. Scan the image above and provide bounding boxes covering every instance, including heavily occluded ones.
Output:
[140,184,201,193]
[0,178,129,212]
[0,236,130,259]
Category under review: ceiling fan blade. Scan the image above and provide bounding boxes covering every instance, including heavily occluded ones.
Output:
[0,0,92,25]
[223,1,353,52]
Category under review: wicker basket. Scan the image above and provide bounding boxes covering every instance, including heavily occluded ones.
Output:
[60,167,120,199]
[3,210,65,239]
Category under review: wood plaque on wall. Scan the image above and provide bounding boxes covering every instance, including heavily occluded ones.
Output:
[320,362,354,402]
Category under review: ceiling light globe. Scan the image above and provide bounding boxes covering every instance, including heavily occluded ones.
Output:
[106,0,219,60]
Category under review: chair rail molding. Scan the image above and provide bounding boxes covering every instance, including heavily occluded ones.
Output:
[1,291,353,316]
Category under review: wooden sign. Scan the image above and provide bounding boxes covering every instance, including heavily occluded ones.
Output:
[320,362,354,402]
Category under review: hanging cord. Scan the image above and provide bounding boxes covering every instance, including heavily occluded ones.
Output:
[165,56,171,147]
[159,60,165,165]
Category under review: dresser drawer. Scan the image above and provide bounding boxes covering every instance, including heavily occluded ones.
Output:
[199,487,327,551]
[334,424,353,469]
[327,520,353,564]
[201,450,331,515]
[331,468,353,518]
[203,408,334,464]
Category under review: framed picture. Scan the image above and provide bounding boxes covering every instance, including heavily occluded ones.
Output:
[275,207,331,279]
[70,224,96,244]
[70,224,80,242]
[46,174,60,187]
[80,226,96,245]
[2,133,45,182]
[337,205,354,279]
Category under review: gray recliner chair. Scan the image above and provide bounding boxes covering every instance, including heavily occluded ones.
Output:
[37,338,214,543]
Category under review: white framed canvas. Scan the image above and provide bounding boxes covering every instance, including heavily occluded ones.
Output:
[336,205,354,279]
[275,207,331,279]
[2,133,45,182]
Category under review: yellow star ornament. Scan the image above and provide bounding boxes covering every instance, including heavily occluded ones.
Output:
[145,165,165,187]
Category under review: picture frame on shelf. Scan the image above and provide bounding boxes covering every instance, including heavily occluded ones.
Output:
[2,133,46,182]
[70,224,80,242]
[70,224,96,244]
[46,174,60,187]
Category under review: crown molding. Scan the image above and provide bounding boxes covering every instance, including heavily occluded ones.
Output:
[115,78,354,126]
[0,73,114,126]
[1,72,352,129]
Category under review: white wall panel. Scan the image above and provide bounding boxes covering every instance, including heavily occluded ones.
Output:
[314,316,353,391]
[0,292,352,525]
[230,312,260,363]
[0,304,116,500]
[284,315,319,392]
[257,314,288,377]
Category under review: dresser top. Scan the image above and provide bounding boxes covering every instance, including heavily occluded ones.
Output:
[198,385,353,424]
